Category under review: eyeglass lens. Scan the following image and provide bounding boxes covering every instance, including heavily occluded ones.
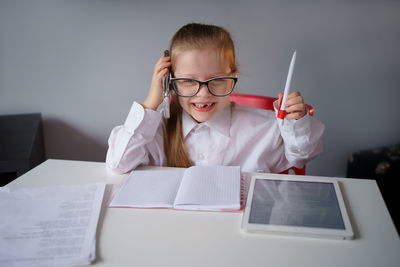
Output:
[172,78,235,96]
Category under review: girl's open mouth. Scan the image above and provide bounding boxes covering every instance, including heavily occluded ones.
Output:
[191,102,215,112]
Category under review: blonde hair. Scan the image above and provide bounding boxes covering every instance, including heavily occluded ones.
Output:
[164,23,238,167]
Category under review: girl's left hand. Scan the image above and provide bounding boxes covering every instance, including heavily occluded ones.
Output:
[278,91,307,120]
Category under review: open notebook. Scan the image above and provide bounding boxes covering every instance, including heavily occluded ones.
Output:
[109,166,241,211]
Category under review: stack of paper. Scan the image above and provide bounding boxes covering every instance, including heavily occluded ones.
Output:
[0,183,106,267]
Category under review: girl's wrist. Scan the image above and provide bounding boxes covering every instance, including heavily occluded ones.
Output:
[143,97,160,111]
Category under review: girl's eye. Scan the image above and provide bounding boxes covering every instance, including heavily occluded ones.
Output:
[211,79,225,85]
[181,80,196,86]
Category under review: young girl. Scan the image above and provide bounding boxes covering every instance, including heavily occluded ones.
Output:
[106,23,324,174]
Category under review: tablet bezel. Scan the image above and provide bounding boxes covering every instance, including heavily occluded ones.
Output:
[242,173,354,240]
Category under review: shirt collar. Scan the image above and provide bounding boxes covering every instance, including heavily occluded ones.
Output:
[182,104,232,138]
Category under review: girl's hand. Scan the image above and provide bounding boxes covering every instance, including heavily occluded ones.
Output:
[278,91,307,120]
[143,55,172,110]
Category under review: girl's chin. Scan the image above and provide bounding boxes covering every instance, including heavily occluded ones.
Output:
[190,110,216,123]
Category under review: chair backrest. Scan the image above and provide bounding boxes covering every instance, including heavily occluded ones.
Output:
[229,93,314,116]
[229,93,314,175]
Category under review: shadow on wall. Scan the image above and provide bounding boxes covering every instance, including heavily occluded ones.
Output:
[43,118,107,162]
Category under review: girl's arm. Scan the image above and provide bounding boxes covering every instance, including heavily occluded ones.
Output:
[106,55,171,174]
[143,55,171,110]
[106,102,165,174]
[273,91,325,172]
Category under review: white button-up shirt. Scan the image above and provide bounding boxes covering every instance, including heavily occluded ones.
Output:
[106,101,324,174]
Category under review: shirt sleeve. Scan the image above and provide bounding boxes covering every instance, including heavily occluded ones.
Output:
[105,101,165,174]
[273,100,325,172]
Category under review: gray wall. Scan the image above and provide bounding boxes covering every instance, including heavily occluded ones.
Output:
[1,0,399,177]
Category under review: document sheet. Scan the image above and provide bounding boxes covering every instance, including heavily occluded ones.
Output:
[0,183,106,267]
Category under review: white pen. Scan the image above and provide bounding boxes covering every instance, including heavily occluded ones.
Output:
[277,50,297,120]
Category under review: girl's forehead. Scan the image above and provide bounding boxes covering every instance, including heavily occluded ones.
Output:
[173,49,230,77]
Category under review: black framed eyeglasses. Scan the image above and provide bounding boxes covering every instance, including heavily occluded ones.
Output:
[170,76,238,97]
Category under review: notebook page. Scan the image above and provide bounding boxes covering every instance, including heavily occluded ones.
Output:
[173,166,240,210]
[109,170,185,208]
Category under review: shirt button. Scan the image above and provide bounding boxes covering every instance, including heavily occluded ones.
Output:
[198,154,204,160]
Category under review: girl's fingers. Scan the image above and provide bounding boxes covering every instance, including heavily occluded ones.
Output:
[285,111,305,120]
[285,92,303,107]
[286,91,301,98]
[154,61,171,74]
[144,56,172,110]
[157,54,171,64]
[154,56,171,73]
[285,103,306,119]
[154,68,169,80]
[285,103,306,114]
[283,91,306,119]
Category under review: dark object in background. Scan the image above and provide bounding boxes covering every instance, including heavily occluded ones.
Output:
[0,113,45,186]
[347,144,400,234]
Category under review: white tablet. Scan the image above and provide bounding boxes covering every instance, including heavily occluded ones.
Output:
[242,173,354,240]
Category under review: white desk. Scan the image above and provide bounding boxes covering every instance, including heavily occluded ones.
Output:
[8,159,400,267]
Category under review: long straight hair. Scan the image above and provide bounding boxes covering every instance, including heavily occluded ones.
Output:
[164,23,238,167]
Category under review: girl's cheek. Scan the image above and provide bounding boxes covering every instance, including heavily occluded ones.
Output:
[178,98,191,112]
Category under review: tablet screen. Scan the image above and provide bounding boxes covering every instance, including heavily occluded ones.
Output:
[249,179,345,230]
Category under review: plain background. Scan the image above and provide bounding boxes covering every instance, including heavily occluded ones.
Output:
[0,0,399,177]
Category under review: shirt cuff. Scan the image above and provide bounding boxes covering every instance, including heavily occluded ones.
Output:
[273,99,311,135]
[124,101,163,135]
[279,114,311,137]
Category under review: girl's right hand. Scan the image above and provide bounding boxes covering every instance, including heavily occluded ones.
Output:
[143,55,172,110]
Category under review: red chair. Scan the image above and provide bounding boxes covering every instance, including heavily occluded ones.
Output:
[229,93,314,175]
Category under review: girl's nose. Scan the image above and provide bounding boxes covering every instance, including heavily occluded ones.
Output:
[196,84,211,97]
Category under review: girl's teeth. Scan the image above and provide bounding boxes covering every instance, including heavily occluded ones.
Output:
[195,103,212,108]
